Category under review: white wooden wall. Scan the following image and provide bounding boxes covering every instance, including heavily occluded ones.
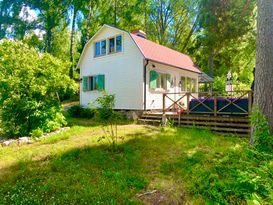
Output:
[79,26,144,110]
[145,61,199,110]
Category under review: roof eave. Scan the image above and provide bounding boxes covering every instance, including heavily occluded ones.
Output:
[146,59,202,74]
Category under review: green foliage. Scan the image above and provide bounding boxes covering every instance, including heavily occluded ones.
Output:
[0,40,77,137]
[31,128,43,138]
[161,144,273,204]
[67,105,95,119]
[251,107,273,152]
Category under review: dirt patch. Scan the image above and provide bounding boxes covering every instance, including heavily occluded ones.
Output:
[137,179,186,205]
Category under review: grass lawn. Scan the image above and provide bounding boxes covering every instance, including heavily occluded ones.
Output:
[0,118,272,204]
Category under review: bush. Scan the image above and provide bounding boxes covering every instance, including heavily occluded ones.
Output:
[251,107,273,152]
[67,105,95,118]
[93,93,123,152]
[0,40,77,137]
[31,128,43,138]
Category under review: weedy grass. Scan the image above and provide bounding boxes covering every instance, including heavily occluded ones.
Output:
[0,119,272,204]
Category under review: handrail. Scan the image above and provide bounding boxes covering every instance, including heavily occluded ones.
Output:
[162,90,252,116]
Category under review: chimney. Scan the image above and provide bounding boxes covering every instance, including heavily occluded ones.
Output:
[131,30,147,39]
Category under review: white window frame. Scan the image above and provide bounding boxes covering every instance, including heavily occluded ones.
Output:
[108,35,123,54]
[94,39,106,57]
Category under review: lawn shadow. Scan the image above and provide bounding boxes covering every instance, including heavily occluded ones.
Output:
[0,126,238,205]
[0,129,177,204]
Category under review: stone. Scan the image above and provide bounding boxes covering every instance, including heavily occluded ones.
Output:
[1,139,17,146]
[18,137,32,145]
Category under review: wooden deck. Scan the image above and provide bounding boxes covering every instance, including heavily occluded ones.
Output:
[139,91,252,136]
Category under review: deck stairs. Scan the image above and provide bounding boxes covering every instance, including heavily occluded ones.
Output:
[139,111,251,136]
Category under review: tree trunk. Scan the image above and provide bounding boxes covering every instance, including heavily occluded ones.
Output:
[209,49,214,77]
[69,7,77,79]
[46,28,52,53]
[251,0,273,141]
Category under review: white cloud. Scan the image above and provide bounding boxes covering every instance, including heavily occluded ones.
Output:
[26,28,46,40]
[19,6,38,23]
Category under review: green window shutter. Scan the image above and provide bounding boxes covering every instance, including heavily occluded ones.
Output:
[82,76,88,91]
[98,75,105,90]
[149,70,158,89]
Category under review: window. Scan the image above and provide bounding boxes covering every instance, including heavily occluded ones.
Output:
[101,40,106,55]
[180,76,186,91]
[191,78,197,93]
[94,40,106,57]
[149,70,171,91]
[116,35,122,52]
[109,38,115,53]
[108,35,122,54]
[181,77,197,92]
[82,75,105,91]
[186,77,191,92]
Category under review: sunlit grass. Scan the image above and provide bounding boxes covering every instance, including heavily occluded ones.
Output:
[0,119,272,204]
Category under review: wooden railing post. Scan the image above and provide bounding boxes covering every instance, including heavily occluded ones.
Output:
[186,92,190,115]
[214,94,217,116]
[248,90,253,115]
[162,93,166,115]
[162,93,167,125]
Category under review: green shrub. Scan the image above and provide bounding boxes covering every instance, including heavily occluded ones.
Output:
[251,107,273,152]
[0,40,77,137]
[31,128,43,138]
[67,105,95,118]
[93,93,123,152]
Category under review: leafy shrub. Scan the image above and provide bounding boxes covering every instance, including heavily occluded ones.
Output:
[31,128,43,138]
[93,93,123,151]
[251,107,273,152]
[0,40,77,137]
[161,146,273,204]
[67,105,95,118]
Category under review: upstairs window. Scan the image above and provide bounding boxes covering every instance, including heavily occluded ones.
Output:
[116,35,122,52]
[109,38,115,54]
[94,40,106,57]
[82,75,105,91]
[108,35,122,54]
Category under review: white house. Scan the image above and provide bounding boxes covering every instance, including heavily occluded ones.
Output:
[77,24,201,110]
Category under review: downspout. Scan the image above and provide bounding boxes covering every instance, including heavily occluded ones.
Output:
[144,59,149,110]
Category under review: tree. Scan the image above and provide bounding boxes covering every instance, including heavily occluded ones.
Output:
[251,0,273,139]
[0,40,77,137]
[29,0,69,53]
[196,0,256,77]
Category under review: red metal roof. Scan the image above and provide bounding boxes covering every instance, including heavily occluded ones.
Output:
[130,33,201,73]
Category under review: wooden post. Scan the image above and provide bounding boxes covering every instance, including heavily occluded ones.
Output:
[248,90,253,115]
[162,93,166,115]
[162,93,167,126]
[186,92,190,115]
[214,94,217,116]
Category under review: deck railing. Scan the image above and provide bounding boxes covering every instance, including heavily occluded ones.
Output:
[162,90,252,116]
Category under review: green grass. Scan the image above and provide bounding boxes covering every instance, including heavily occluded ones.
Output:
[0,119,272,204]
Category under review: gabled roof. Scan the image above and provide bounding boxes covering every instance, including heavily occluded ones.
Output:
[77,24,201,74]
[130,34,201,73]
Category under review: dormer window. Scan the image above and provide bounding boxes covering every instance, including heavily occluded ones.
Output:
[116,35,122,52]
[94,39,106,57]
[109,38,115,54]
[108,35,122,54]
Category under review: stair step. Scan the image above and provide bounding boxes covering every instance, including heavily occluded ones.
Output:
[172,120,250,128]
